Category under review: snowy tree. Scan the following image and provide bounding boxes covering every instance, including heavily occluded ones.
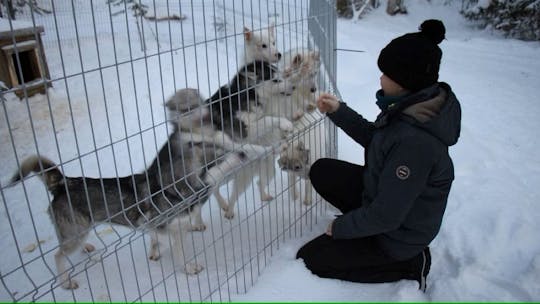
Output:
[0,0,50,20]
[386,0,407,15]
[461,0,540,41]
[0,0,15,19]
[336,0,410,19]
[336,0,381,19]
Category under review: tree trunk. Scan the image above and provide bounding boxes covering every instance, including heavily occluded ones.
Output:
[6,0,16,19]
[386,0,407,15]
[336,0,353,18]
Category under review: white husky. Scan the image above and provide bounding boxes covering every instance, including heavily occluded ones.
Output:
[270,48,326,205]
[243,24,282,64]
[271,48,321,121]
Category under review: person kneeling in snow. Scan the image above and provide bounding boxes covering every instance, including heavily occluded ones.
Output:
[296,19,461,291]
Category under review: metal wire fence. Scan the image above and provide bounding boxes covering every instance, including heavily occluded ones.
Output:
[0,0,338,301]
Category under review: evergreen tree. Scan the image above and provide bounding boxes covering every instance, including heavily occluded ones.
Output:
[461,0,540,41]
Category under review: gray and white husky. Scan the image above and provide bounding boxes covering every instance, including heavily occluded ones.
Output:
[9,91,248,289]
[277,141,313,205]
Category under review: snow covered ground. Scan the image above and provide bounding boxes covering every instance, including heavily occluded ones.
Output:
[1,0,539,302]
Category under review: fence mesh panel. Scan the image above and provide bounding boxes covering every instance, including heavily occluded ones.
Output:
[0,0,338,301]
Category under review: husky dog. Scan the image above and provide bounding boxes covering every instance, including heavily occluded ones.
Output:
[280,48,326,169]
[207,60,294,143]
[9,94,247,289]
[167,88,277,220]
[280,49,321,95]
[235,71,298,145]
[269,49,325,206]
[211,74,295,219]
[277,141,313,205]
[270,48,321,121]
[204,57,300,218]
[243,24,281,64]
[181,25,310,220]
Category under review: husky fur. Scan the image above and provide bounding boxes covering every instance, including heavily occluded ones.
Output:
[208,60,274,140]
[206,60,295,143]
[167,88,278,220]
[212,74,294,218]
[196,25,289,219]
[243,24,281,64]
[268,48,322,121]
[8,91,248,289]
[282,49,326,171]
[277,141,313,205]
[204,56,301,218]
[269,49,326,206]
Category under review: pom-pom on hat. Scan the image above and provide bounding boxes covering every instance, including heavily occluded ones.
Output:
[377,19,446,92]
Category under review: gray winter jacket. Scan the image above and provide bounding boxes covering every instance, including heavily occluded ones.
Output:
[327,83,461,260]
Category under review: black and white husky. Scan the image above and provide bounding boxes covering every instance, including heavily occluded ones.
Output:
[170,67,294,219]
[207,60,295,143]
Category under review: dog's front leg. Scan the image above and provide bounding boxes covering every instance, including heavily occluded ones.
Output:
[288,171,298,201]
[246,115,294,141]
[276,117,294,134]
[187,204,206,231]
[170,225,204,275]
[292,109,305,121]
[257,154,276,202]
[213,188,230,212]
[225,169,253,219]
[148,231,160,261]
[303,178,313,205]
[55,249,79,289]
[302,90,318,112]
[204,151,248,219]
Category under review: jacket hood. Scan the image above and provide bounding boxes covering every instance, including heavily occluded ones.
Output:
[401,83,461,146]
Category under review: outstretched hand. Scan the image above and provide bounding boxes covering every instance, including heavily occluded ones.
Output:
[317,93,340,114]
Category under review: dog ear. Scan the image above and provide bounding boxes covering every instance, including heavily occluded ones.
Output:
[269,22,275,37]
[292,53,303,67]
[164,97,176,111]
[244,27,252,41]
[311,50,320,61]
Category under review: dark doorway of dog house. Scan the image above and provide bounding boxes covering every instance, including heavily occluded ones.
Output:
[0,25,51,99]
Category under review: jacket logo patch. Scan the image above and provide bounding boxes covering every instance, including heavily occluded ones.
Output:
[396,165,410,180]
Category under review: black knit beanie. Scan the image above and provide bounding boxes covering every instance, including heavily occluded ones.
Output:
[377,19,446,92]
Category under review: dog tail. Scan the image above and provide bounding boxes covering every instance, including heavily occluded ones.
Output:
[10,155,64,191]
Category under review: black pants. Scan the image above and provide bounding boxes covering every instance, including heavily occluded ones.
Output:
[297,158,430,288]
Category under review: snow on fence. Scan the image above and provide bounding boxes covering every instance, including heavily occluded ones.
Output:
[0,0,337,302]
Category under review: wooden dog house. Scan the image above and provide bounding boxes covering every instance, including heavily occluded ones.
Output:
[0,22,51,99]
